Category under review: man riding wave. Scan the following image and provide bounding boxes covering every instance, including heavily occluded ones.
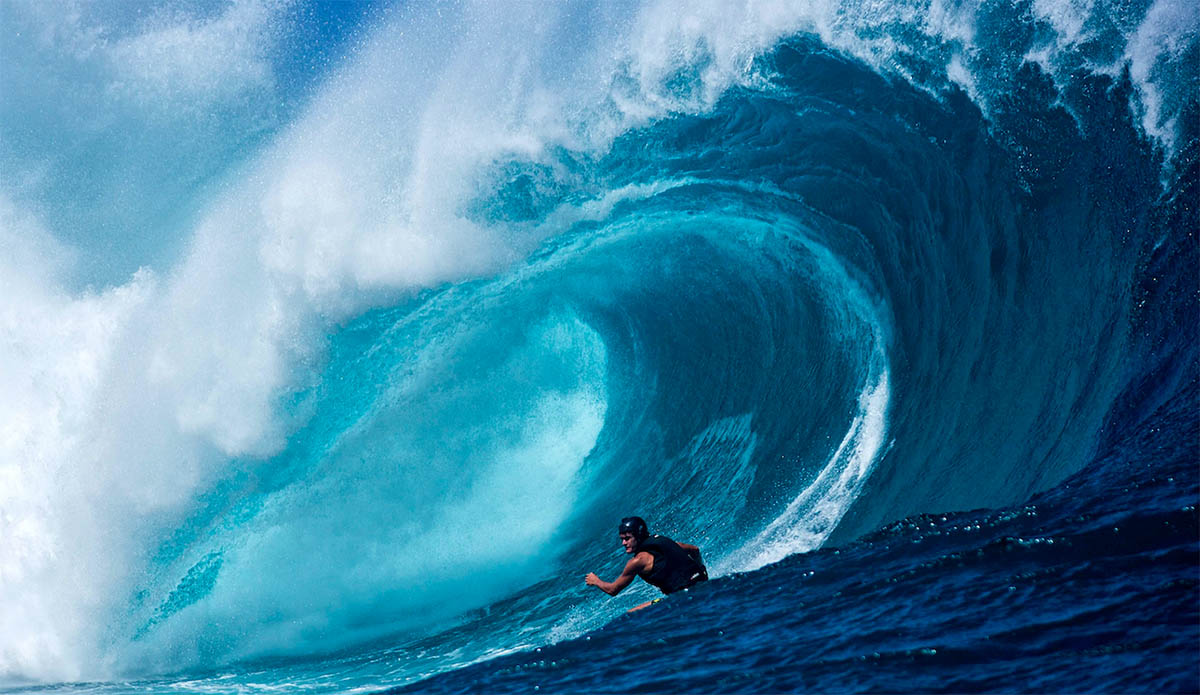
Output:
[585,516,708,610]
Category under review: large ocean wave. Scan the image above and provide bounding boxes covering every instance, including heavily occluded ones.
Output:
[1,0,1195,689]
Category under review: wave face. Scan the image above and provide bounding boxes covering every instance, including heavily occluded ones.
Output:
[0,0,1195,691]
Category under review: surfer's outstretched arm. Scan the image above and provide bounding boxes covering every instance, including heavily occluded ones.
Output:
[585,554,648,596]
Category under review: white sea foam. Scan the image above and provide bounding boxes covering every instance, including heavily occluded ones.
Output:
[1125,0,1199,154]
[735,368,891,572]
[0,196,161,680]
[105,0,279,112]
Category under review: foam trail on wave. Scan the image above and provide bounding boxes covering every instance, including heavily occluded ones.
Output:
[736,369,890,572]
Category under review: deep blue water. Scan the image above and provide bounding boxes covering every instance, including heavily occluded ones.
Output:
[0,0,1196,693]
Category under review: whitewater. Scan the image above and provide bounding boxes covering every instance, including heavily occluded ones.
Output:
[1,0,1195,692]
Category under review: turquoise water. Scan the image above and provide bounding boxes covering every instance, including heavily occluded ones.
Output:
[0,0,1195,692]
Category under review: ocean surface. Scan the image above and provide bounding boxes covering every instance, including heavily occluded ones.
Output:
[1,0,1196,693]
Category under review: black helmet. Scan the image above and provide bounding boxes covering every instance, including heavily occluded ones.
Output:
[618,516,649,541]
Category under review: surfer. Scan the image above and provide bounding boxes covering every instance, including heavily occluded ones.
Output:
[584,516,708,611]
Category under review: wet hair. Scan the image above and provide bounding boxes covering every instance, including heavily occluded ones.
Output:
[618,516,649,541]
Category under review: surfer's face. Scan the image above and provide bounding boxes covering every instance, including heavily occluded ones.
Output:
[619,532,638,553]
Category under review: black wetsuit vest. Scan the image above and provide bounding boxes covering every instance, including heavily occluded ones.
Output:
[637,535,708,594]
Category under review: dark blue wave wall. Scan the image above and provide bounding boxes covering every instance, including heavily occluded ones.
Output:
[392,62,1198,693]
[561,35,1166,545]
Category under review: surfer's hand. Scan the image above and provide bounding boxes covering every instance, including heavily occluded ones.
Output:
[585,572,601,586]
